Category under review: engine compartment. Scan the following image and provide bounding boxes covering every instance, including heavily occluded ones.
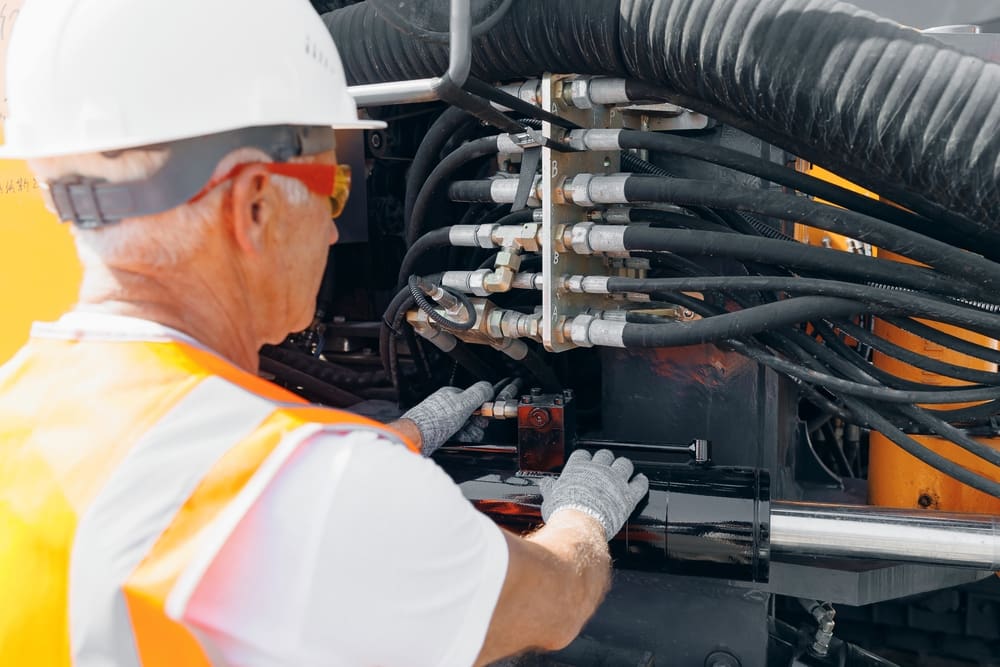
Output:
[260,3,1000,664]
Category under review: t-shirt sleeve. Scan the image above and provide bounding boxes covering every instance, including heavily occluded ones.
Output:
[179,428,509,667]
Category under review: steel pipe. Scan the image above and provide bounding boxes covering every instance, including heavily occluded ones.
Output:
[348,0,471,106]
[771,501,1000,570]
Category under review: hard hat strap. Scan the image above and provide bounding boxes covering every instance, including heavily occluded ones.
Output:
[45,125,336,229]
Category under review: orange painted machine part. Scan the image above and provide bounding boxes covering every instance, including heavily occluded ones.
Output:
[868,251,1000,512]
[795,161,1000,513]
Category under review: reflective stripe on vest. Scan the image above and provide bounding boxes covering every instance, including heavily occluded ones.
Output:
[0,331,417,666]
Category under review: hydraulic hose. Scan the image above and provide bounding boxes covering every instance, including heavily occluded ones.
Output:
[408,134,503,245]
[325,0,1000,231]
[619,81,992,249]
[618,177,1000,290]
[405,107,474,227]
[614,130,991,253]
[832,320,1000,386]
[724,338,1000,405]
[260,345,389,387]
[448,174,1000,290]
[396,227,453,288]
[652,292,1000,495]
[619,227,986,300]
[806,320,997,393]
[628,208,735,234]
[621,151,786,244]
[408,274,478,331]
[605,276,1000,336]
[673,291,1000,493]
[843,395,1000,499]
[618,296,865,348]
[884,317,1000,366]
[259,356,364,407]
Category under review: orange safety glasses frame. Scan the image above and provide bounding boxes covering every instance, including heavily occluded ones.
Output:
[191,162,352,218]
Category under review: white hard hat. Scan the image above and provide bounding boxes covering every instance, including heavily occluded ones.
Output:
[0,0,384,159]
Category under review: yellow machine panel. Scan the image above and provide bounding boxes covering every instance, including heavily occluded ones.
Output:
[0,0,81,363]
[0,162,80,363]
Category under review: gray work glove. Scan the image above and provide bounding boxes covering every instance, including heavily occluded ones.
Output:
[401,381,494,456]
[539,449,649,540]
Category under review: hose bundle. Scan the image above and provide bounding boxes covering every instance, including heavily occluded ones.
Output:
[328,0,1000,494]
[324,0,1000,232]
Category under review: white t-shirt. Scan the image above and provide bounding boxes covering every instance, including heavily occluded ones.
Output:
[48,312,510,667]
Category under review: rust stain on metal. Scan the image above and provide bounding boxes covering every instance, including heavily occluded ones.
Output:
[633,346,753,389]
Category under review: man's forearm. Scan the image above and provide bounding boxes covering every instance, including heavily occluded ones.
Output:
[528,509,612,628]
[474,510,611,665]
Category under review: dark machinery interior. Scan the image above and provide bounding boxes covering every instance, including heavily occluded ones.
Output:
[264,2,1000,664]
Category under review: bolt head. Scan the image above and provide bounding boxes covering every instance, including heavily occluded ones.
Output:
[528,408,551,427]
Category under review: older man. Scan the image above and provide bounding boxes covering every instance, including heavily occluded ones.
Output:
[0,0,648,665]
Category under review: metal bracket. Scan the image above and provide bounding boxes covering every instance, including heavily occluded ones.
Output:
[540,74,621,352]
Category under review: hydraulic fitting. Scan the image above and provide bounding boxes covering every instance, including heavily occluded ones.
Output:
[480,399,519,420]
[449,220,543,252]
[408,318,459,352]
[490,337,529,360]
[565,128,623,152]
[485,176,541,206]
[484,306,540,340]
[442,269,492,297]
[560,223,628,254]
[564,314,626,348]
[482,248,523,293]
[561,77,632,109]
[562,173,630,207]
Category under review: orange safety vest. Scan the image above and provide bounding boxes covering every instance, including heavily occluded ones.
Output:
[0,324,418,666]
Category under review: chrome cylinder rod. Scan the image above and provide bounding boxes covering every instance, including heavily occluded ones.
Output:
[771,501,1000,570]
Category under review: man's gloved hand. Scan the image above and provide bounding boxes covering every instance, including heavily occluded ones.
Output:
[539,449,649,540]
[401,381,494,456]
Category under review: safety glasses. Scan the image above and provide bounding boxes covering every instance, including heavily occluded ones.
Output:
[192,162,352,218]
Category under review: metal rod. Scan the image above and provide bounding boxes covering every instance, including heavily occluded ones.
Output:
[348,0,471,107]
[771,501,1000,570]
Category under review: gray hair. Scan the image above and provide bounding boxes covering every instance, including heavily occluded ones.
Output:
[29,147,310,269]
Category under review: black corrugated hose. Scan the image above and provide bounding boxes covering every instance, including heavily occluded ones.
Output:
[324,0,1000,232]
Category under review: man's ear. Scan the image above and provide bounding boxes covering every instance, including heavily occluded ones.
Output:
[229,164,278,255]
